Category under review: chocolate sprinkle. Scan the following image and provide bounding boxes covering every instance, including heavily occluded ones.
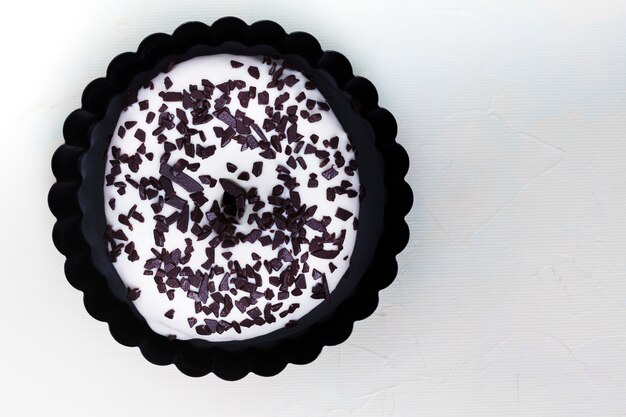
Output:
[335,207,353,221]
[258,91,269,105]
[219,178,245,198]
[159,163,203,193]
[308,113,322,123]
[127,288,141,301]
[134,129,146,142]
[177,204,189,233]
[252,161,263,177]
[162,92,183,102]
[248,66,260,79]
[311,249,340,259]
[321,167,339,181]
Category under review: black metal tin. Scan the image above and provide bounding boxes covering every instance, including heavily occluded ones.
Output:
[49,17,412,379]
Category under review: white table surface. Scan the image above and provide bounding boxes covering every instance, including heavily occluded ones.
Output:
[3,0,626,415]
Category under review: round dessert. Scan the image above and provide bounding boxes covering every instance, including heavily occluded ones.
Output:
[50,18,411,378]
[103,54,362,341]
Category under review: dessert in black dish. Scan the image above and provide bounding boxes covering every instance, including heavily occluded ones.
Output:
[49,17,412,379]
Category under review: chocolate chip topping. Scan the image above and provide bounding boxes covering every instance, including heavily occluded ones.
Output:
[104,54,361,338]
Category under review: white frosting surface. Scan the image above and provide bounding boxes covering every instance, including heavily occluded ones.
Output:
[103,54,360,341]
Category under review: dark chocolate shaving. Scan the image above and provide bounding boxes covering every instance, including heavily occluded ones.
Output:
[127,288,141,301]
[335,207,353,221]
[248,66,260,79]
[159,163,203,193]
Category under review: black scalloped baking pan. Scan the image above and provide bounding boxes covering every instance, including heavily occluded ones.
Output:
[48,17,412,379]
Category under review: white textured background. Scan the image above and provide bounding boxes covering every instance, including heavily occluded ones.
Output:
[2,0,626,416]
